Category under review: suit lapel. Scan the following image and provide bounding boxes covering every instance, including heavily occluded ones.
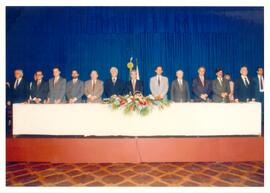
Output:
[198,77,204,87]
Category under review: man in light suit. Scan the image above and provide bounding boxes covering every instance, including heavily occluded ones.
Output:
[212,68,230,103]
[84,70,104,103]
[66,70,84,103]
[192,66,212,102]
[104,67,126,97]
[11,69,30,103]
[48,67,66,103]
[150,66,169,99]
[234,66,255,102]
[126,69,144,95]
[29,70,49,104]
[170,70,190,102]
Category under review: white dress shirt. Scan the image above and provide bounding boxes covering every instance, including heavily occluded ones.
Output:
[241,75,250,86]
[14,78,22,89]
[258,75,264,92]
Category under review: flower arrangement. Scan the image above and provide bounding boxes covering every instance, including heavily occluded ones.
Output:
[104,93,171,116]
[127,57,134,72]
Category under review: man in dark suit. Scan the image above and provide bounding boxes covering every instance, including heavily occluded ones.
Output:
[234,66,255,102]
[170,70,190,102]
[11,69,30,103]
[104,67,126,97]
[29,70,49,103]
[253,66,264,135]
[253,67,264,103]
[212,68,230,103]
[6,82,12,135]
[126,69,143,95]
[192,66,212,102]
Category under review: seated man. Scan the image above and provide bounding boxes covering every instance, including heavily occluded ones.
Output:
[29,70,49,104]
[84,70,104,103]
[66,69,84,103]
[11,69,30,103]
[104,67,126,97]
[126,69,143,95]
[170,70,190,102]
[150,65,169,99]
[212,68,230,103]
[48,67,66,104]
[192,66,212,102]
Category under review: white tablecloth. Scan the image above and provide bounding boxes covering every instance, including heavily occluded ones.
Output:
[13,103,261,136]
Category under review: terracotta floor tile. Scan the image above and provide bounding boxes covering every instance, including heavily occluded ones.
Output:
[6,161,264,187]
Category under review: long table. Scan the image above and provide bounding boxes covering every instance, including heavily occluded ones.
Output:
[13,103,261,136]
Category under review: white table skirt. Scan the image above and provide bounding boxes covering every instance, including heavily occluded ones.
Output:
[13,103,261,136]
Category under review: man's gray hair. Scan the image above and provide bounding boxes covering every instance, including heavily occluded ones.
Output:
[240,66,248,72]
[176,70,184,74]
[91,70,98,75]
[110,67,118,73]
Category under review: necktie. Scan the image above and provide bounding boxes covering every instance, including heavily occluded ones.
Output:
[260,76,263,90]
[92,80,95,91]
[200,77,204,86]
[179,80,182,87]
[158,77,160,87]
[15,80,19,89]
[244,77,248,87]
[113,78,116,85]
[37,80,41,88]
[132,80,136,92]
[219,78,222,86]
[54,78,57,86]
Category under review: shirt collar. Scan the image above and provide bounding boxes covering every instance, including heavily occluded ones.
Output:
[241,75,247,79]
[258,75,263,79]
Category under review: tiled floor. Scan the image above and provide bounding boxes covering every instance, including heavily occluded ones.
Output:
[6,162,263,186]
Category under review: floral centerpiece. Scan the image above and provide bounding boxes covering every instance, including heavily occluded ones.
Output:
[104,92,171,116]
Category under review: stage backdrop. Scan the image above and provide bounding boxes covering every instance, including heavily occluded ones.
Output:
[6,7,264,96]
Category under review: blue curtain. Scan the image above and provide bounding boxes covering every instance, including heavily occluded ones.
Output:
[6,7,264,96]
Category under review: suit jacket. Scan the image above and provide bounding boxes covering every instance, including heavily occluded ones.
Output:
[252,76,264,102]
[234,76,253,102]
[126,79,144,95]
[66,79,84,103]
[11,78,30,103]
[48,77,66,103]
[150,75,169,98]
[104,78,126,98]
[170,79,190,102]
[84,79,104,103]
[30,80,49,102]
[192,77,212,102]
[6,82,12,102]
[212,78,230,103]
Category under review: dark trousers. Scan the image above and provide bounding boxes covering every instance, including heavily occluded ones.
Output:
[257,92,264,136]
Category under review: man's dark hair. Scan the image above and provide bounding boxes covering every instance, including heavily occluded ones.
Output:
[215,67,223,73]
